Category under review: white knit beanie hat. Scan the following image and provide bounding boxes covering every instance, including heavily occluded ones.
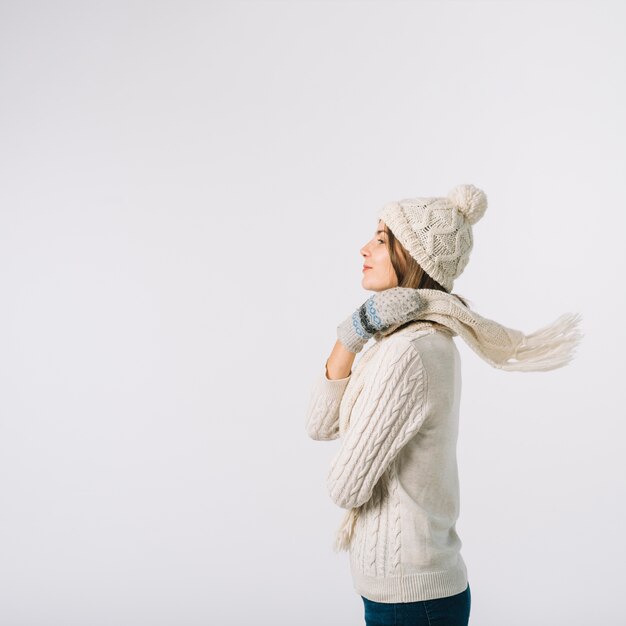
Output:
[378,183,488,292]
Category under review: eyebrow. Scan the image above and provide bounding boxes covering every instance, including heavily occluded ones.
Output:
[376,230,388,235]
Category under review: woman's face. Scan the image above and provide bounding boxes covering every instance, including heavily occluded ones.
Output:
[360,219,399,291]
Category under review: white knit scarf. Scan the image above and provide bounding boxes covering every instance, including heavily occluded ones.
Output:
[333,288,584,552]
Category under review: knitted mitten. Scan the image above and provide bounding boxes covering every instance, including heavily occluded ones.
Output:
[337,287,422,354]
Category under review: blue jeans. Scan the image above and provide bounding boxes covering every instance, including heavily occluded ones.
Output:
[361,582,471,626]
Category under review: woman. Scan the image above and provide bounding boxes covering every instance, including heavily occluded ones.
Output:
[304,184,583,626]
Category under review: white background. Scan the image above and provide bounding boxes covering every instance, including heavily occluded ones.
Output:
[1,1,624,625]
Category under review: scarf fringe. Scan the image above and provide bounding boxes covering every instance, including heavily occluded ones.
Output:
[412,290,584,373]
[501,311,585,372]
[332,507,360,553]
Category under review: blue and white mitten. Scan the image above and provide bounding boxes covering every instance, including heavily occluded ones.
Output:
[337,287,423,354]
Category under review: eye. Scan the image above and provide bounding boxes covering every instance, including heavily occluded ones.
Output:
[377,238,385,244]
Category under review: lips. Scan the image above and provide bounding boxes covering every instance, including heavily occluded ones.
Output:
[363,266,372,271]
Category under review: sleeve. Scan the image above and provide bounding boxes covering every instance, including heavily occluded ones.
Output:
[304,362,352,441]
[326,340,428,509]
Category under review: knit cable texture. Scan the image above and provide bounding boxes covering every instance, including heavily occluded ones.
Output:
[325,339,427,510]
[305,324,470,602]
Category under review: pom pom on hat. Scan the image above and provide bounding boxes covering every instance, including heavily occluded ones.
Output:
[447,184,488,226]
[378,182,489,291]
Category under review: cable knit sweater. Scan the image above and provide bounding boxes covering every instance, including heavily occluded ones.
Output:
[305,321,468,603]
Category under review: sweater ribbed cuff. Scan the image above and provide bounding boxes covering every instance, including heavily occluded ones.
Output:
[320,365,350,390]
[304,367,352,441]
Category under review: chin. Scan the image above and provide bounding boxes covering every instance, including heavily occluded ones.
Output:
[362,279,381,292]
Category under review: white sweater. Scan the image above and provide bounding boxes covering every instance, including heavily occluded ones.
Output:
[305,321,469,603]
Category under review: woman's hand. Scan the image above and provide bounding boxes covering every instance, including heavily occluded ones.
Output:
[336,287,422,354]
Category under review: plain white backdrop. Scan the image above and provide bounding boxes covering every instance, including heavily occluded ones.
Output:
[1,1,624,624]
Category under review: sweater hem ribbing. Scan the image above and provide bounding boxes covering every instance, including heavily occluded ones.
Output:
[350,554,468,603]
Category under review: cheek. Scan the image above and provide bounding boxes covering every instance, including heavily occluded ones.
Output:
[373,246,392,267]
